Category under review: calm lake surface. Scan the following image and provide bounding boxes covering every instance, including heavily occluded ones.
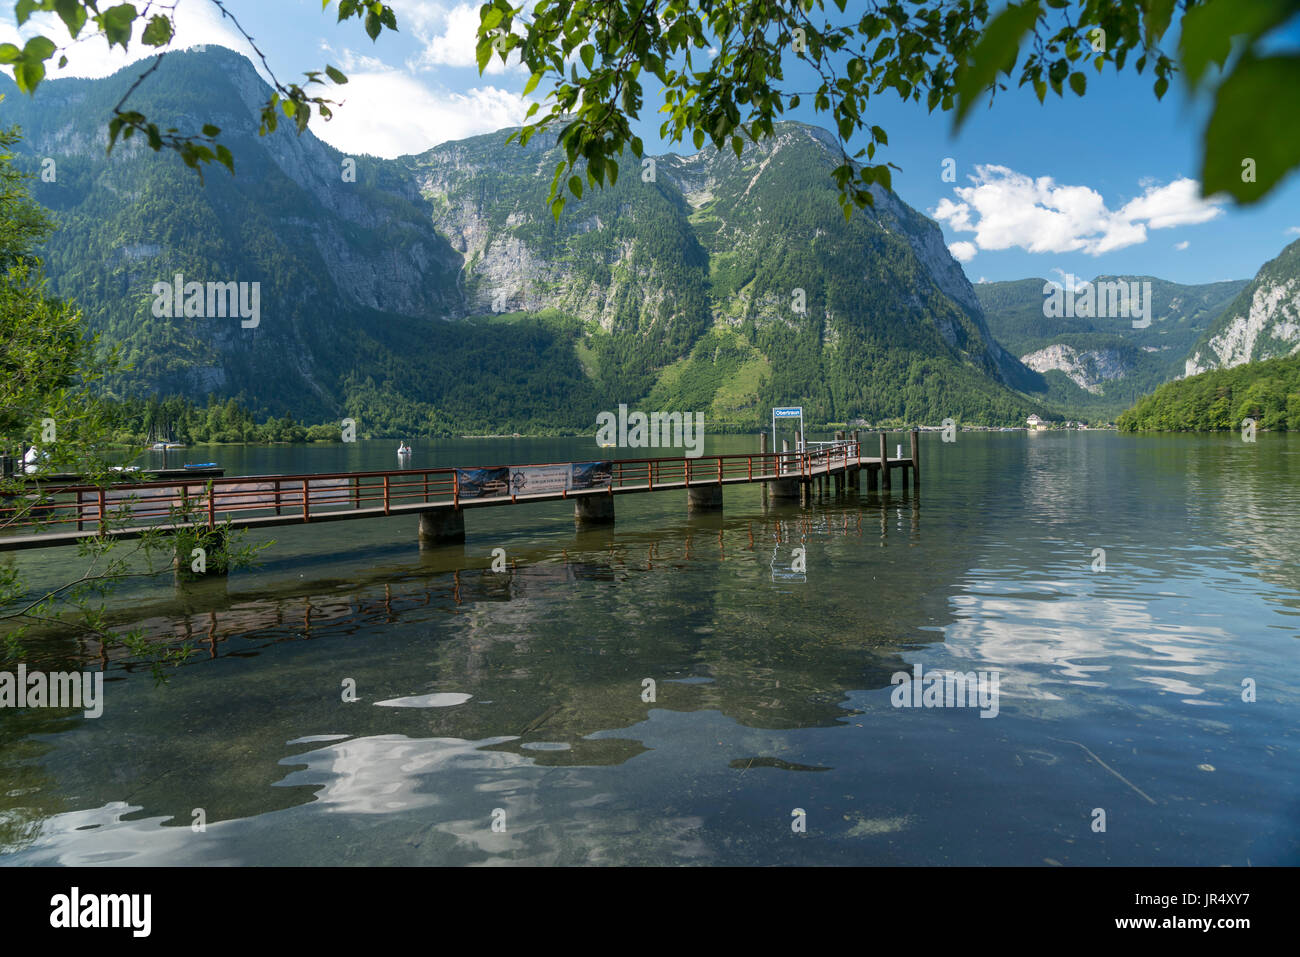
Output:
[2,431,1297,865]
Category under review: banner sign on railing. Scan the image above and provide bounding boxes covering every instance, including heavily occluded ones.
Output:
[459,461,613,500]
[456,467,511,499]
[571,461,612,490]
[510,465,572,495]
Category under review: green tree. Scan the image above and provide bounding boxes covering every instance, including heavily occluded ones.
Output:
[0,116,263,678]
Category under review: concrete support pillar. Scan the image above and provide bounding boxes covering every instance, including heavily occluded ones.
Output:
[769,478,800,500]
[574,494,615,525]
[419,507,466,546]
[688,484,723,511]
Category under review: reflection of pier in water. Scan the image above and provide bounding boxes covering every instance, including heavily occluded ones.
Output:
[58,491,923,699]
[0,495,946,839]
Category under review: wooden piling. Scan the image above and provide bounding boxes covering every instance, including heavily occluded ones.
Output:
[879,431,890,491]
[910,429,920,490]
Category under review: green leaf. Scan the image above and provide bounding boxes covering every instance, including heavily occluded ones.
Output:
[1179,0,1293,88]
[22,35,56,62]
[580,44,594,71]
[14,0,39,27]
[365,9,381,40]
[0,44,22,66]
[568,175,583,198]
[1142,0,1177,48]
[99,4,138,50]
[1068,71,1086,95]
[202,124,221,137]
[1201,54,1300,204]
[54,0,88,39]
[325,65,348,84]
[13,56,45,94]
[141,14,173,47]
[954,1,1042,129]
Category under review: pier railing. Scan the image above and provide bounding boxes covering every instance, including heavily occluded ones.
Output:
[0,440,896,548]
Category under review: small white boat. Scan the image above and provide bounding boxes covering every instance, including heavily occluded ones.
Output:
[397,443,412,456]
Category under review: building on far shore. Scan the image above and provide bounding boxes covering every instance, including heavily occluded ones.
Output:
[1027,414,1045,430]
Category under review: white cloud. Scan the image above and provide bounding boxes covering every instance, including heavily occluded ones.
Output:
[392,0,524,75]
[1287,226,1300,235]
[1118,178,1222,229]
[932,165,1225,258]
[310,68,532,157]
[1174,240,1190,250]
[948,240,977,262]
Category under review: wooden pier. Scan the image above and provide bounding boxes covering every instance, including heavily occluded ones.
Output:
[0,431,921,570]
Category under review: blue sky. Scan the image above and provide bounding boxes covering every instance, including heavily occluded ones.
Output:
[3,0,1298,286]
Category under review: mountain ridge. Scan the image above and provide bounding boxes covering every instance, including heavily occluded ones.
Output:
[4,46,1063,431]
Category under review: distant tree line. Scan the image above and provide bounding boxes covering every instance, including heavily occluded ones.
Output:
[1117,353,1300,432]
[112,395,343,445]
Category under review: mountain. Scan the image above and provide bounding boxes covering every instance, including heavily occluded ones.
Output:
[3,46,1049,433]
[976,276,1247,417]
[1185,238,1300,375]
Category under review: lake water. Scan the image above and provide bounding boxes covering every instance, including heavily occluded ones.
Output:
[2,431,1297,865]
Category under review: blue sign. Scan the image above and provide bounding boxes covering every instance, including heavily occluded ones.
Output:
[773,407,803,418]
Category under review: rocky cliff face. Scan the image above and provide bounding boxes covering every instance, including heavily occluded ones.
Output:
[1020,344,1130,393]
[1185,240,1300,375]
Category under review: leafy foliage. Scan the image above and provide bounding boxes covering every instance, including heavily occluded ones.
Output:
[477,0,1300,218]
[1,0,397,179]
[1118,350,1300,431]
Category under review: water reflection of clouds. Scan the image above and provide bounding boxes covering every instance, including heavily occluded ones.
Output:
[7,801,227,866]
[946,581,1234,705]
[276,734,525,815]
[6,735,550,865]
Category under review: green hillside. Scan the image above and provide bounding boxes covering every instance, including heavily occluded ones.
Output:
[1117,352,1300,431]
